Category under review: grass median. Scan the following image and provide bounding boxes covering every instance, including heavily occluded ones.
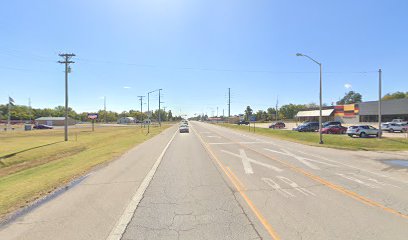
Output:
[0,125,170,218]
[219,123,408,151]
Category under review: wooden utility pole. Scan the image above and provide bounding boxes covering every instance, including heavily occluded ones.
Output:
[58,53,75,141]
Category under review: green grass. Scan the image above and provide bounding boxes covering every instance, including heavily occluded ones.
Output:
[0,125,170,218]
[219,123,408,151]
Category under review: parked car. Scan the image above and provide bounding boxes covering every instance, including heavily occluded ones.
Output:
[269,122,285,129]
[179,124,189,133]
[390,119,408,124]
[236,120,249,125]
[383,123,407,132]
[321,125,347,134]
[346,125,379,138]
[323,121,341,127]
[293,122,320,132]
[33,124,53,129]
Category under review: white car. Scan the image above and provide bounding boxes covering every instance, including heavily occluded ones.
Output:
[346,125,379,138]
[382,123,407,133]
[179,124,189,133]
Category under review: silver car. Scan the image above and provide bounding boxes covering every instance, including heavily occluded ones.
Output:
[346,125,379,138]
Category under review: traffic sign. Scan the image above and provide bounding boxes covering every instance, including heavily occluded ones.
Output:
[87,113,98,120]
[250,115,256,122]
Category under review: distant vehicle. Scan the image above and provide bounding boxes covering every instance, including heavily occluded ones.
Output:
[383,123,407,132]
[321,125,347,134]
[323,121,341,127]
[33,124,53,129]
[269,122,285,129]
[346,125,379,138]
[293,122,319,132]
[236,120,249,125]
[390,119,407,124]
[179,124,189,133]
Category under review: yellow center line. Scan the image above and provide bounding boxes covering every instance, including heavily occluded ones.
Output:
[192,126,281,240]
[206,124,408,220]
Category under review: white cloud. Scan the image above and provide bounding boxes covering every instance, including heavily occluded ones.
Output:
[123,86,131,89]
[344,83,352,89]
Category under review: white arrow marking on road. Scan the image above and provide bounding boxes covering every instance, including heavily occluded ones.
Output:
[262,178,294,198]
[276,176,316,196]
[239,149,254,174]
[221,150,283,172]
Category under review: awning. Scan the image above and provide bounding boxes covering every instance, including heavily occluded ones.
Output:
[296,109,334,117]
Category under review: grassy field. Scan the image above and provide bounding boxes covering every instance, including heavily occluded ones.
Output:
[0,125,170,218]
[219,123,408,151]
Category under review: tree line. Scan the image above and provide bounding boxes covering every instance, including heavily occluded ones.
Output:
[0,104,179,122]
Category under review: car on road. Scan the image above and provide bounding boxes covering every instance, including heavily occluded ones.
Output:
[390,119,408,124]
[179,124,189,133]
[236,120,249,125]
[33,124,53,129]
[293,122,320,132]
[269,122,285,129]
[321,125,347,134]
[346,125,379,138]
[382,122,407,133]
[322,121,342,127]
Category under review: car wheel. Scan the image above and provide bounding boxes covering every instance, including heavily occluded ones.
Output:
[348,134,353,137]
[360,132,367,138]
[389,129,394,133]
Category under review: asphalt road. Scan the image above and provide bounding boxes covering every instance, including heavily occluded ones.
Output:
[1,121,407,239]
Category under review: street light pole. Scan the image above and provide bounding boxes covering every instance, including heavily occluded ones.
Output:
[296,53,323,144]
[378,69,382,138]
[147,89,161,133]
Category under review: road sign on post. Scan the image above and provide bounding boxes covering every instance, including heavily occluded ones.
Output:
[250,115,256,132]
[87,113,98,132]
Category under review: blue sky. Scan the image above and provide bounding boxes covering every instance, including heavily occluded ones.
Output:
[1,0,407,117]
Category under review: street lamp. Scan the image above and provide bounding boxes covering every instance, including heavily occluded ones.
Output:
[147,89,162,133]
[296,53,324,144]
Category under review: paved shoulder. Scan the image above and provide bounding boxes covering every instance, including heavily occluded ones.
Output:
[122,126,260,240]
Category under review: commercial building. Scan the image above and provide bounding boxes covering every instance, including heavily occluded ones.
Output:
[295,99,408,123]
[117,117,136,124]
[359,98,408,122]
[35,117,76,126]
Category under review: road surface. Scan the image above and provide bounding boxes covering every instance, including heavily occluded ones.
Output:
[1,122,407,239]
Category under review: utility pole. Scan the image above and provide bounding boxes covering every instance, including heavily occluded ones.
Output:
[58,53,75,142]
[104,96,107,124]
[217,106,218,117]
[228,88,231,117]
[158,89,162,127]
[138,96,145,126]
[28,97,32,123]
[378,69,382,138]
[276,96,279,121]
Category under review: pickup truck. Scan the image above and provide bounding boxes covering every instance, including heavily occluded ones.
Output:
[236,120,249,125]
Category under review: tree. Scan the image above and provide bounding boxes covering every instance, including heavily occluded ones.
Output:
[336,91,362,105]
[244,106,253,120]
[382,91,408,100]
[168,110,173,121]
[278,104,305,119]
[266,107,276,121]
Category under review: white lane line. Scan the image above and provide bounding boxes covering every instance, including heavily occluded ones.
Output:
[262,178,294,198]
[336,173,379,189]
[206,135,221,138]
[239,149,254,174]
[221,150,283,172]
[208,141,267,145]
[106,130,178,240]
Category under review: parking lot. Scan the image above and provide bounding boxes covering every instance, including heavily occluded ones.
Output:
[253,122,408,138]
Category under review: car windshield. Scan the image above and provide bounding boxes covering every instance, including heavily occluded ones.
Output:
[2,2,408,240]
